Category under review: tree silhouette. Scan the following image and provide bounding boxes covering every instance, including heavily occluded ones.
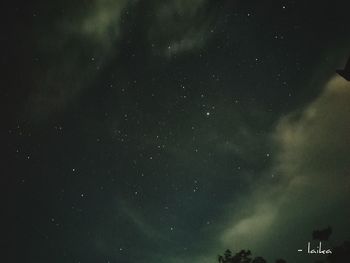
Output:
[218,226,350,263]
[327,241,350,263]
[310,226,350,263]
[312,226,332,241]
[218,249,233,263]
[218,249,271,263]
[252,256,267,263]
[218,249,253,263]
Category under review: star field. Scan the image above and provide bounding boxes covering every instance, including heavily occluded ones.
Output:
[3,1,350,263]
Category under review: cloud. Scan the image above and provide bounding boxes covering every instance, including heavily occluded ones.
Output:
[27,0,215,119]
[216,75,350,260]
[77,0,133,46]
[148,0,213,57]
[77,0,212,55]
[27,0,131,119]
[162,75,350,263]
[120,201,168,241]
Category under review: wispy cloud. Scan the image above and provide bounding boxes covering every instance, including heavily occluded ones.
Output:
[217,75,350,260]
[162,75,350,263]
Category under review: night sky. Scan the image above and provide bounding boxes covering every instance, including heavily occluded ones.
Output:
[3,1,350,263]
